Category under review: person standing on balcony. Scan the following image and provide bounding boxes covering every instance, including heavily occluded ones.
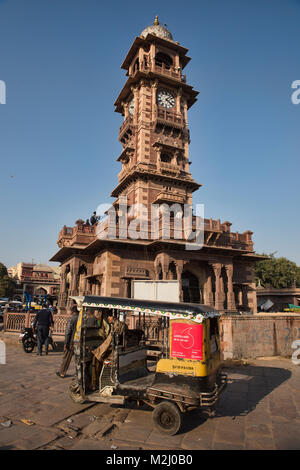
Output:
[90,211,98,225]
[56,305,79,378]
[32,308,54,356]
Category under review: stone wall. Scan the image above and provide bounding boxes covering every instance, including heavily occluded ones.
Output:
[220,315,300,360]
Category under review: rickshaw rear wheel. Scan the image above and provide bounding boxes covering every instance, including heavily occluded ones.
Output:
[152,401,182,435]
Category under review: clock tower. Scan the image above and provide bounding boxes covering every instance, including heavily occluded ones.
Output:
[112,16,200,225]
[51,17,260,316]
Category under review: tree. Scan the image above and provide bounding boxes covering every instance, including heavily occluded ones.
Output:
[0,262,8,279]
[255,254,300,289]
[0,262,15,298]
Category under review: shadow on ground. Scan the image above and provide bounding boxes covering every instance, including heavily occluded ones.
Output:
[179,365,291,434]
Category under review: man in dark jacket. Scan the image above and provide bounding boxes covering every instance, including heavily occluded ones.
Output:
[56,305,79,378]
[90,211,98,225]
[33,308,54,356]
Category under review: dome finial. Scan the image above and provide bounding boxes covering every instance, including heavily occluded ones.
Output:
[154,15,159,26]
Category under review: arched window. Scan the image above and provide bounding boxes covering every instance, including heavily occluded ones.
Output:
[155,52,173,69]
[181,271,200,303]
[133,58,139,73]
[168,262,177,280]
[160,153,171,163]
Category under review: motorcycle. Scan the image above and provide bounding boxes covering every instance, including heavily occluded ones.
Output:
[19,324,57,353]
[19,326,37,353]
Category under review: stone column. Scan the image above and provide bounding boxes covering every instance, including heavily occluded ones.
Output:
[70,267,79,296]
[176,87,182,115]
[175,263,183,302]
[96,281,101,296]
[242,285,248,310]
[60,267,66,293]
[225,264,236,311]
[151,79,158,121]
[58,267,67,313]
[204,274,214,307]
[122,101,129,120]
[211,263,224,311]
[124,278,131,298]
[238,287,243,306]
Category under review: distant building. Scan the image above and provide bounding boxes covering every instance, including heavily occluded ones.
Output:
[8,262,60,305]
[256,286,300,312]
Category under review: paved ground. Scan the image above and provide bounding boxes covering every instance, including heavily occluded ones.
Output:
[0,334,300,450]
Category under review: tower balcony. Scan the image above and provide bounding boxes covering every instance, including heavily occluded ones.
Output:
[57,223,96,248]
[154,190,186,204]
[155,109,184,129]
[90,213,253,252]
[157,161,180,175]
[131,60,187,83]
[119,116,135,141]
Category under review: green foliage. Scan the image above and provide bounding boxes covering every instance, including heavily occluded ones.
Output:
[255,253,300,289]
[0,262,8,279]
[0,275,15,298]
[0,262,15,298]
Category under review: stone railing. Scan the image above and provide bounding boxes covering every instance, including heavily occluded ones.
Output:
[57,223,96,248]
[119,116,134,140]
[156,109,184,128]
[94,214,253,251]
[131,60,186,83]
[3,312,69,336]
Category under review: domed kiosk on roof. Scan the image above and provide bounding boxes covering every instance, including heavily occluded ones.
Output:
[140,16,173,41]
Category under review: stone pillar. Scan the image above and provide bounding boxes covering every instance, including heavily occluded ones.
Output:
[60,267,66,293]
[124,278,131,298]
[211,263,224,311]
[238,287,243,306]
[175,263,183,302]
[176,87,182,115]
[151,79,158,121]
[220,274,226,306]
[96,281,101,296]
[242,285,248,310]
[204,274,214,307]
[58,268,67,313]
[122,101,129,120]
[225,264,236,311]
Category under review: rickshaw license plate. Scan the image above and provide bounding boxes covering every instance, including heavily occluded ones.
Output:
[171,323,203,360]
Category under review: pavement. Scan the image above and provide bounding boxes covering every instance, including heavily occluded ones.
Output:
[0,332,300,450]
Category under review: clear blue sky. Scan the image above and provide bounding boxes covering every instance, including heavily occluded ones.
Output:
[0,0,299,268]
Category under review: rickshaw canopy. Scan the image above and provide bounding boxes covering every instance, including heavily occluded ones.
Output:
[73,295,221,324]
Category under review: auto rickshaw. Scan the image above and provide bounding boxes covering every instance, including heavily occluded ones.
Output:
[69,296,227,435]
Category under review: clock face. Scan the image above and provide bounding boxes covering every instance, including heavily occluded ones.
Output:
[128,98,134,116]
[157,89,175,109]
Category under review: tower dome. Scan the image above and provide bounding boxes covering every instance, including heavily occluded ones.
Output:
[140,16,173,41]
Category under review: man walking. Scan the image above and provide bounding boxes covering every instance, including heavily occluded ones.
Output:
[32,308,54,355]
[56,305,79,378]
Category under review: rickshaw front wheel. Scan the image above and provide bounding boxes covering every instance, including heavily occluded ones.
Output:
[152,401,182,436]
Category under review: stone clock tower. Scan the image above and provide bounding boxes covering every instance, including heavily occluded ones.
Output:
[112,16,200,220]
[51,17,262,315]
